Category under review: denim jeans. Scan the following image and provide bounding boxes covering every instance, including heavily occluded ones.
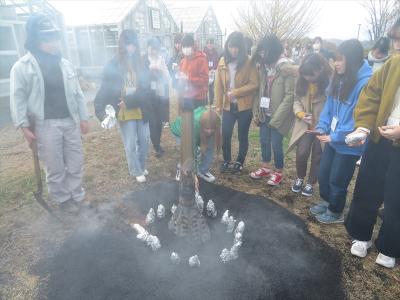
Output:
[222,106,253,164]
[198,136,215,174]
[259,119,284,169]
[119,120,150,177]
[175,136,215,174]
[318,143,359,214]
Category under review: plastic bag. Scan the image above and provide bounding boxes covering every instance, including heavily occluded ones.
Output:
[101,105,117,129]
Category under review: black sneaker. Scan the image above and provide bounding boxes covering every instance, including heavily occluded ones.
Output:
[220,161,231,173]
[59,199,78,213]
[302,184,313,197]
[231,162,243,174]
[291,178,304,193]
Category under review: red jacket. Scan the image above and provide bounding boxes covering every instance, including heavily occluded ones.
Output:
[179,51,209,100]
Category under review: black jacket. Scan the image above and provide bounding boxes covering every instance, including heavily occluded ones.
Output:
[94,57,156,122]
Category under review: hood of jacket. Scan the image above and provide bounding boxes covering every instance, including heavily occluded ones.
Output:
[368,51,390,64]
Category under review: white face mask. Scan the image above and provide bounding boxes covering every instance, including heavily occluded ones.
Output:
[182,47,193,56]
[313,43,321,51]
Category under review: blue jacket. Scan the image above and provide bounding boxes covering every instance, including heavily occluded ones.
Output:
[316,60,372,156]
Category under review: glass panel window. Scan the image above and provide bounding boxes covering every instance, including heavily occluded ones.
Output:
[0,54,19,79]
[0,26,17,51]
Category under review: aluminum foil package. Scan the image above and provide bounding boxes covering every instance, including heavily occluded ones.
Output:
[221,210,230,224]
[345,131,367,145]
[235,221,245,235]
[226,216,236,233]
[195,193,204,212]
[234,232,243,245]
[157,204,165,219]
[170,252,181,265]
[131,223,161,251]
[146,235,161,251]
[145,208,155,225]
[189,255,201,267]
[220,248,231,263]
[171,204,177,214]
[101,105,117,129]
[132,223,149,240]
[206,200,217,218]
[229,242,241,260]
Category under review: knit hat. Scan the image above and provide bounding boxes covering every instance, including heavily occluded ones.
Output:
[24,13,60,51]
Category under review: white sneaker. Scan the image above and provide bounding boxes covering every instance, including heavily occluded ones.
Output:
[351,240,372,258]
[198,172,216,183]
[375,253,396,268]
[144,169,149,176]
[136,175,146,183]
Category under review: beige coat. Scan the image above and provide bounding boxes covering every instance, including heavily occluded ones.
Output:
[287,92,326,153]
[214,57,259,112]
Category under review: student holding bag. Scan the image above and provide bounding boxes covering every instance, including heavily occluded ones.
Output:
[309,39,372,224]
[345,55,400,269]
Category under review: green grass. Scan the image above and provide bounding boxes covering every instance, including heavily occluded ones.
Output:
[0,171,46,210]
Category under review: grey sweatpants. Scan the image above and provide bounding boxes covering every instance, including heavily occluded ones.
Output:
[35,118,85,203]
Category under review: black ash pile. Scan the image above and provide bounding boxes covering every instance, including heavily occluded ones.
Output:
[36,181,344,300]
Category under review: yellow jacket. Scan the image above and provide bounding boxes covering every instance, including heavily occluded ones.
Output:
[354,55,400,144]
[214,57,259,112]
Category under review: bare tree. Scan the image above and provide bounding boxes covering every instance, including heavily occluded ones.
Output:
[361,0,397,41]
[234,0,319,41]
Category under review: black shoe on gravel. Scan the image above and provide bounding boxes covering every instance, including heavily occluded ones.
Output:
[231,162,243,174]
[220,161,231,173]
[59,199,78,213]
[301,184,313,197]
[291,178,304,193]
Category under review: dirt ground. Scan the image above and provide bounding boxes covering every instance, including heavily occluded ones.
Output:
[0,95,399,300]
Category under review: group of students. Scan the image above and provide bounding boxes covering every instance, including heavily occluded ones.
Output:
[9,13,400,269]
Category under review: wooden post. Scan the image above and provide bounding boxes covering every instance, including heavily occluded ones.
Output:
[168,98,210,245]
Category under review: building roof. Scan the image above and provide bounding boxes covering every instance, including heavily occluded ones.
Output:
[168,5,210,33]
[49,0,139,27]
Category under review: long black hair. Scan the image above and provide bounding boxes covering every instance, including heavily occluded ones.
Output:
[118,29,141,71]
[252,34,283,66]
[296,53,331,97]
[223,31,247,70]
[328,39,364,101]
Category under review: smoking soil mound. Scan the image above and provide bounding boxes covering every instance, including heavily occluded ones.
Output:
[35,180,344,300]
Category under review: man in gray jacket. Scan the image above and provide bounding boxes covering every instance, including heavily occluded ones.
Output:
[10,14,89,209]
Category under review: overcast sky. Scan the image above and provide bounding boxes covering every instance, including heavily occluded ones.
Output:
[168,0,373,40]
[52,0,386,41]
